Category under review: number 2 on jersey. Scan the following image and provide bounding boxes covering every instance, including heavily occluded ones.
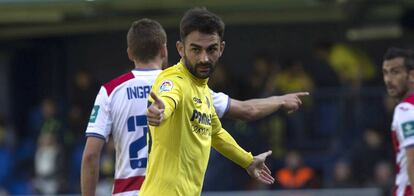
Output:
[127,115,148,169]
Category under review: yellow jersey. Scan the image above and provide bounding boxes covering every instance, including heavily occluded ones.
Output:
[140,60,253,196]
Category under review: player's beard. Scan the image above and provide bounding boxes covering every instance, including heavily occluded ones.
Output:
[386,76,410,100]
[394,84,410,100]
[183,56,216,79]
[385,75,413,100]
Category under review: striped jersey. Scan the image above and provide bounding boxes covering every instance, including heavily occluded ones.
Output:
[392,94,414,196]
[85,69,161,196]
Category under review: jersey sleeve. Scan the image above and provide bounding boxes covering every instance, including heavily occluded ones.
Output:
[210,110,253,168]
[85,86,112,141]
[397,103,414,148]
[211,90,230,118]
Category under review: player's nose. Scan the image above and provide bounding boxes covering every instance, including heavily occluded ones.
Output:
[199,51,209,63]
[383,75,391,84]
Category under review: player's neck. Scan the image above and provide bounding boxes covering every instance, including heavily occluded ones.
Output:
[134,59,162,70]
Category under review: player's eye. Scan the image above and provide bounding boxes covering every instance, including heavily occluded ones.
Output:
[207,47,218,53]
[191,48,201,53]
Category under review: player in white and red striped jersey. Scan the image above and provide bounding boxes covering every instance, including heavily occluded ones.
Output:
[85,69,160,196]
[383,47,414,196]
[80,18,167,196]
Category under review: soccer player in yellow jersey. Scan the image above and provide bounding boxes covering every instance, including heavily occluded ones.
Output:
[140,7,275,196]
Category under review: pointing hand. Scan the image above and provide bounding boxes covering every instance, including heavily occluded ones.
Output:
[146,92,165,126]
[280,92,309,114]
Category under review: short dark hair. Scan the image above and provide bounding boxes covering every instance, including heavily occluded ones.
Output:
[127,18,167,63]
[384,47,414,70]
[180,7,225,41]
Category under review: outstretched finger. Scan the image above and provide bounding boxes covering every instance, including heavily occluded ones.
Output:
[150,92,160,102]
[292,92,310,97]
[261,150,272,158]
[150,92,165,108]
[260,170,275,183]
[295,96,302,105]
[258,172,274,184]
[263,164,271,175]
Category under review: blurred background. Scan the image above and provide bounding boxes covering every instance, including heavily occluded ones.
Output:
[0,0,413,195]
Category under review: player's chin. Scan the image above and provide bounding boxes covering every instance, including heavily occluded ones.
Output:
[196,72,210,79]
[386,89,397,97]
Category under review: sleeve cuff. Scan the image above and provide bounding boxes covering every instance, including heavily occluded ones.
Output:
[223,97,231,117]
[86,132,106,141]
[241,152,254,169]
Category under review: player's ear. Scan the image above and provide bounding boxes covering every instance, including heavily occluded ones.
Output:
[219,41,225,57]
[160,44,167,59]
[176,41,184,58]
[127,47,134,62]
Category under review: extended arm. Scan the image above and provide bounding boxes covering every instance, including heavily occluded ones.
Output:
[211,127,254,168]
[81,137,105,196]
[224,92,309,121]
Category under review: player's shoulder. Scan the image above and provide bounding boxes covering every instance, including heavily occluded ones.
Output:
[160,64,182,75]
[103,71,135,96]
[396,94,414,112]
[157,64,185,82]
[395,102,414,113]
[395,102,414,123]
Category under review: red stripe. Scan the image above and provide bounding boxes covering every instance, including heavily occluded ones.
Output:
[393,186,413,196]
[391,130,401,174]
[392,130,400,154]
[403,94,414,105]
[405,186,413,196]
[113,176,145,194]
[103,72,135,96]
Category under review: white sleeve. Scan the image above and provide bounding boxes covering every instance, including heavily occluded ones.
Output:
[397,103,414,148]
[85,86,112,141]
[211,90,231,118]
